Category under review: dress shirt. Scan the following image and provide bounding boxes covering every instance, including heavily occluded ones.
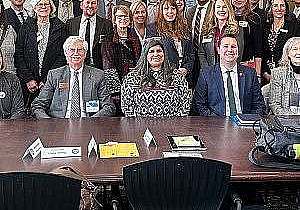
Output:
[79,15,96,60]
[294,6,300,18]
[220,64,242,116]
[192,1,209,41]
[57,0,74,23]
[65,66,87,118]
[11,7,29,24]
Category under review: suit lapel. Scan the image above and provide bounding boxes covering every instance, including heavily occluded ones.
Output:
[215,65,225,102]
[93,16,102,47]
[82,66,92,112]
[238,64,245,110]
[60,66,71,116]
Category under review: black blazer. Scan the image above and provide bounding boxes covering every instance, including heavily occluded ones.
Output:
[14,17,67,85]
[66,15,113,70]
[4,8,29,33]
[52,0,82,18]
[262,13,300,75]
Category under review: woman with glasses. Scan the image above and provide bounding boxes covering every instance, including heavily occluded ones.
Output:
[102,5,142,116]
[0,49,25,119]
[121,37,191,117]
[0,1,17,73]
[270,37,300,115]
[14,0,67,109]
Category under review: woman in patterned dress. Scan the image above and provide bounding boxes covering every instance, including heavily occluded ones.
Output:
[121,37,191,117]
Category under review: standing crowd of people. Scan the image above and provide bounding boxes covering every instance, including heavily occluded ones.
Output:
[0,0,299,119]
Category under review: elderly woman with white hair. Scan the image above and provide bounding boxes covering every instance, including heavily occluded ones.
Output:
[14,0,67,109]
[269,37,300,115]
[0,49,25,119]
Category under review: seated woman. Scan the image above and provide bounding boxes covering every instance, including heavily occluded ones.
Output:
[0,49,25,119]
[269,37,300,115]
[200,0,240,67]
[121,37,192,117]
[102,5,142,116]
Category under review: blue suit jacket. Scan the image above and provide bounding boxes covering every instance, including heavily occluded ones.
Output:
[191,64,266,116]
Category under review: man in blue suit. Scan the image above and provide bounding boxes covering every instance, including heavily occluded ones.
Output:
[191,35,266,116]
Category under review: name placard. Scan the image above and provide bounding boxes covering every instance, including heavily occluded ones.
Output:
[143,128,157,148]
[41,147,81,159]
[22,138,44,160]
[88,136,98,158]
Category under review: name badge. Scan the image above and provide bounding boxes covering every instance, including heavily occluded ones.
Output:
[280,28,288,33]
[239,21,248,28]
[41,147,81,159]
[86,100,99,113]
[202,37,213,43]
[58,82,69,90]
[0,92,6,99]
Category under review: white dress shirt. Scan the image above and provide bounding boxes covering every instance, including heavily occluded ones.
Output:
[294,6,300,18]
[192,1,210,41]
[11,7,29,24]
[220,64,242,116]
[65,66,87,118]
[79,15,96,60]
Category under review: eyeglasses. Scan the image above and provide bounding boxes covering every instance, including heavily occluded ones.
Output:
[115,14,130,20]
[36,2,50,8]
[67,48,85,54]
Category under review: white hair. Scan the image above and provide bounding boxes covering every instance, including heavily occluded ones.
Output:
[63,36,88,55]
[279,37,300,67]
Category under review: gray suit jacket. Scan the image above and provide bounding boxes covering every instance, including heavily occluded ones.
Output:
[31,65,115,118]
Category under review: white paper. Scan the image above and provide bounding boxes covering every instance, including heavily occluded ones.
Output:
[41,147,81,159]
[22,137,44,160]
[163,151,203,158]
[88,136,98,158]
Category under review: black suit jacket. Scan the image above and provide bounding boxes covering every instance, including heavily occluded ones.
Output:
[52,0,82,19]
[66,15,113,70]
[4,8,27,33]
[14,17,67,88]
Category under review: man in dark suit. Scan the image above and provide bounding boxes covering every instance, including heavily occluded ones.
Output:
[66,0,113,70]
[31,36,115,118]
[4,0,30,33]
[53,0,82,23]
[191,35,266,116]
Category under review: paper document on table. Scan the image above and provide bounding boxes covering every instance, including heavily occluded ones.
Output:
[99,142,139,158]
[173,136,200,147]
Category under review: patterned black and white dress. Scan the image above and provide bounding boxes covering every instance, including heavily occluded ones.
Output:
[121,69,192,117]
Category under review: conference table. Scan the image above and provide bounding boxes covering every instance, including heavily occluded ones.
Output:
[0,116,299,183]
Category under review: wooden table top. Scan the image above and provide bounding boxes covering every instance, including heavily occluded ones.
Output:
[0,117,299,182]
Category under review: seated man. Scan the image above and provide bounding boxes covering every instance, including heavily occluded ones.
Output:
[191,34,266,116]
[31,36,115,119]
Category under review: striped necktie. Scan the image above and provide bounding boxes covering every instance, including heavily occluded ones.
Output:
[193,7,202,49]
[226,70,237,116]
[70,71,81,118]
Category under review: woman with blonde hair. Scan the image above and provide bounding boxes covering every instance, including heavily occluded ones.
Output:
[0,49,25,119]
[102,5,141,116]
[269,37,300,115]
[14,0,67,108]
[200,0,241,67]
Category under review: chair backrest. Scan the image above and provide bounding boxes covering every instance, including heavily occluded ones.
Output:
[123,157,232,210]
[0,172,81,210]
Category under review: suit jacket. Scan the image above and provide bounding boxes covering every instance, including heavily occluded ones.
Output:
[14,17,67,84]
[191,64,266,116]
[4,8,30,33]
[0,71,25,119]
[31,65,116,118]
[66,15,113,70]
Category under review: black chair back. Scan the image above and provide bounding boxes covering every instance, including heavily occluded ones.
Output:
[0,172,81,210]
[123,157,232,210]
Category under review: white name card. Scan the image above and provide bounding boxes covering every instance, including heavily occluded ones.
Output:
[143,128,157,148]
[22,138,44,160]
[41,147,81,159]
[88,136,98,158]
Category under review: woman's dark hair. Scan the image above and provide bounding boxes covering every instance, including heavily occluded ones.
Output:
[134,37,174,88]
[266,0,290,23]
[0,1,8,30]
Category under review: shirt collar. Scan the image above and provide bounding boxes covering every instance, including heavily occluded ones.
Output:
[196,1,209,10]
[82,14,96,23]
[220,63,238,74]
[11,7,26,15]
[70,65,84,74]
